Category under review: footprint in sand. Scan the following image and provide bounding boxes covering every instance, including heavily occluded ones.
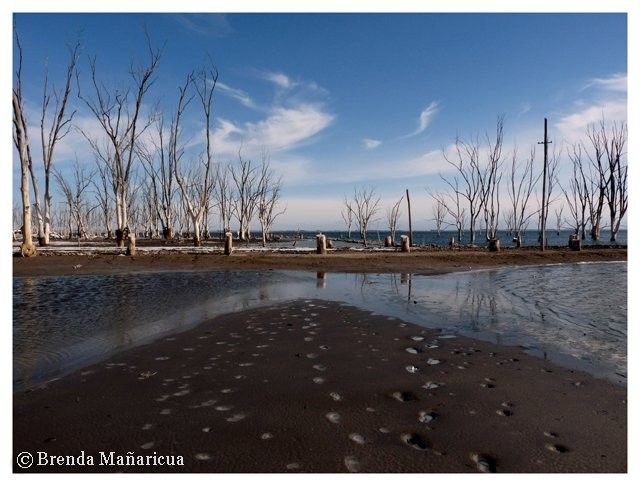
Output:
[329,392,342,401]
[226,413,246,422]
[313,364,327,371]
[423,381,443,390]
[405,347,423,354]
[344,456,361,472]
[140,442,154,450]
[390,391,418,402]
[471,452,496,472]
[326,412,341,424]
[313,377,325,384]
[545,443,569,453]
[418,410,437,424]
[349,433,366,445]
[401,433,429,450]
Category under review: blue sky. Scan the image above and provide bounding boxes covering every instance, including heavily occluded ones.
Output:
[8,2,632,231]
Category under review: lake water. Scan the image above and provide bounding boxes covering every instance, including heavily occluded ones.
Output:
[13,261,626,391]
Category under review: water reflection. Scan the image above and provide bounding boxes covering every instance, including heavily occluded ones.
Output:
[13,262,626,390]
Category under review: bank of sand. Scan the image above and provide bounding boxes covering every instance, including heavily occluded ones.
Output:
[12,246,627,277]
[13,248,627,472]
[14,300,626,473]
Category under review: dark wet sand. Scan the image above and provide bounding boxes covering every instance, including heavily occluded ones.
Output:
[13,300,626,473]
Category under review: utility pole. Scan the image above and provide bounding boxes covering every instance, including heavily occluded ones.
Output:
[538,118,552,251]
[406,189,413,247]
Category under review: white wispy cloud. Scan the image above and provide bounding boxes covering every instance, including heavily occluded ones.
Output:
[556,72,627,144]
[263,71,294,90]
[363,138,382,150]
[217,82,257,109]
[583,73,627,93]
[213,103,335,157]
[209,69,335,159]
[555,100,627,145]
[396,101,440,140]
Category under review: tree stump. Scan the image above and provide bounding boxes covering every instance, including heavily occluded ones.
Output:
[20,243,37,258]
[449,237,456,248]
[384,236,393,247]
[568,234,581,251]
[400,235,410,253]
[326,239,333,249]
[488,238,501,252]
[316,234,327,254]
[224,232,233,255]
[126,233,136,256]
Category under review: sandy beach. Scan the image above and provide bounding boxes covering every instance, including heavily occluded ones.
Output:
[13,248,627,473]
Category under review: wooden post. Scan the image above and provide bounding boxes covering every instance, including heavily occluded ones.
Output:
[400,235,410,253]
[316,233,327,254]
[488,238,500,252]
[384,236,393,247]
[449,237,456,248]
[406,189,413,247]
[316,271,327,288]
[224,232,233,255]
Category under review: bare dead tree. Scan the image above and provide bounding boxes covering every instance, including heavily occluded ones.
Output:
[138,115,178,239]
[597,119,627,241]
[584,122,610,240]
[213,162,236,238]
[12,32,37,256]
[433,180,466,243]
[507,146,539,247]
[173,66,218,247]
[341,198,354,239]
[351,186,381,247]
[385,196,403,244]
[256,152,286,246]
[77,33,162,247]
[431,197,446,236]
[554,205,564,236]
[230,151,260,241]
[480,115,504,241]
[27,40,82,247]
[562,143,589,238]
[54,159,95,240]
[91,156,114,238]
[442,134,483,245]
[538,144,561,244]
